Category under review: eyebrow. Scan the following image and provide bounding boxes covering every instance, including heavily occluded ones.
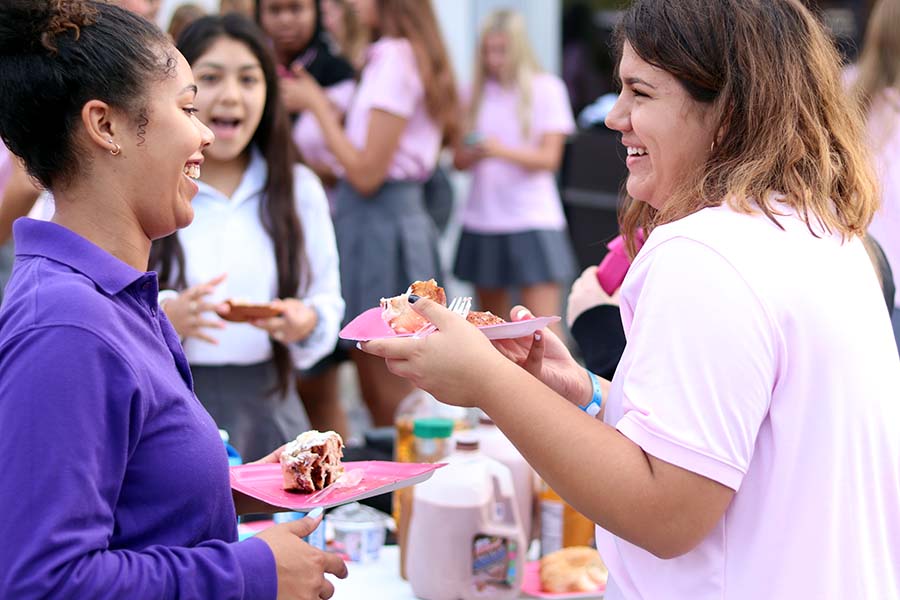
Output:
[624,77,656,89]
[180,84,198,96]
[194,62,263,71]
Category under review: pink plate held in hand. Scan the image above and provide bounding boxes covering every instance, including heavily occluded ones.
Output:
[230,460,445,511]
[339,307,560,342]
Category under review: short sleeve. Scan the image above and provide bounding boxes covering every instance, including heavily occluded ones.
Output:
[614,237,777,491]
[361,39,423,119]
[532,74,575,137]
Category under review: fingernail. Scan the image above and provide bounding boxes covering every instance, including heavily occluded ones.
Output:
[307,507,324,519]
[516,308,529,320]
[356,342,363,350]
[535,332,542,341]
[408,294,420,304]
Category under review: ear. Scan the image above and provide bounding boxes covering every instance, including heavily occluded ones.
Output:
[80,100,122,155]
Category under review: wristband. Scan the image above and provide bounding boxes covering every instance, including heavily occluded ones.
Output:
[580,370,604,418]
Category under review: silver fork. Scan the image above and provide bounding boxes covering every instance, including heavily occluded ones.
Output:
[411,296,472,338]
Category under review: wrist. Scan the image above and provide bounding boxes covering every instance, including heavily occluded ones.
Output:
[578,369,603,418]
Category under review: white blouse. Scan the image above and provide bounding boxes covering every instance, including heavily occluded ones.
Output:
[174,148,344,369]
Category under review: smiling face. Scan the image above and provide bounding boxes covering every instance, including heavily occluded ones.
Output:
[259,0,317,58]
[605,43,718,211]
[121,50,214,239]
[191,36,267,165]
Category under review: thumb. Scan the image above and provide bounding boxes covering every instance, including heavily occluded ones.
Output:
[522,331,545,377]
[510,305,534,322]
[284,507,324,538]
[408,296,460,331]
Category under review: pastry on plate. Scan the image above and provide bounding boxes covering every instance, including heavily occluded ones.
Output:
[380,279,447,333]
[539,546,608,593]
[280,430,345,493]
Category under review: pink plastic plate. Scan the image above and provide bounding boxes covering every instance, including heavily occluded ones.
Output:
[520,561,605,599]
[230,460,445,511]
[339,307,560,342]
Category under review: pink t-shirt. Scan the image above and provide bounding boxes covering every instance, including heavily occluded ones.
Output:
[866,89,900,308]
[293,79,355,179]
[461,73,575,233]
[597,203,900,599]
[344,37,441,182]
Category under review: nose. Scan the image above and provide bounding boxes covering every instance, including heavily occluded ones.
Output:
[604,93,630,133]
[219,74,241,105]
[198,119,215,149]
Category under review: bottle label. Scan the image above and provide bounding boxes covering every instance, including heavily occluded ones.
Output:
[540,500,564,556]
[472,534,518,591]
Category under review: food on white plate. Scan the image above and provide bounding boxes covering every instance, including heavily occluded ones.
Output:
[465,310,505,327]
[218,299,283,323]
[539,546,608,593]
[280,430,345,493]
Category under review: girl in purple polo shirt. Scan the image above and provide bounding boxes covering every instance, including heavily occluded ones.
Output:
[0,2,345,597]
[285,0,459,426]
[454,9,577,329]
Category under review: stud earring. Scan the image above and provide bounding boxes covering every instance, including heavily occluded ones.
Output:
[108,139,121,156]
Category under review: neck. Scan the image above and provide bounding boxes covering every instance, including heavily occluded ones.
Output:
[200,151,251,198]
[51,183,151,272]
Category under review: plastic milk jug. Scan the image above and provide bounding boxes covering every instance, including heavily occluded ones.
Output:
[406,436,526,600]
[472,413,536,541]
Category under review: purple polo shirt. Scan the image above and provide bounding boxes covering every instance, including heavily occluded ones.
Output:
[0,219,276,599]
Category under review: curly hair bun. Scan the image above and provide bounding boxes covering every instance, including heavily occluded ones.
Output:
[0,0,98,55]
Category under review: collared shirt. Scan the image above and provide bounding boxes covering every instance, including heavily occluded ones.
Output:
[177,148,344,367]
[0,219,276,599]
[597,204,900,599]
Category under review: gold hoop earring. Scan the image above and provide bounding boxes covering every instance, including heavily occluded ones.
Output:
[109,143,121,156]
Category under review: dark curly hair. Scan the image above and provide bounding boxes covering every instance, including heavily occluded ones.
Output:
[0,0,172,189]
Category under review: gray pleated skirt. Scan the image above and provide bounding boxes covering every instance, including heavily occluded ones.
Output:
[334,180,443,333]
[192,361,310,463]
[453,228,577,288]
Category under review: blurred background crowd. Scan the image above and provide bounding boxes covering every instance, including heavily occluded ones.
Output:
[0,0,896,459]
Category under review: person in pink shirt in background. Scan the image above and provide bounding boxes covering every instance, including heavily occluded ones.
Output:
[360,0,900,598]
[853,0,900,350]
[453,9,576,332]
[283,0,459,427]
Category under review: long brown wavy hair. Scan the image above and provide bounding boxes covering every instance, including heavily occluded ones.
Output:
[374,0,460,144]
[150,14,308,397]
[615,0,879,256]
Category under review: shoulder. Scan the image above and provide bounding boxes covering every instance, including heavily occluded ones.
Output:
[533,72,567,95]
[369,37,415,63]
[1,259,123,339]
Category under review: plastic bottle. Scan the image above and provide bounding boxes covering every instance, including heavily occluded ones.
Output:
[538,480,596,556]
[407,436,526,600]
[394,389,474,578]
[472,413,536,542]
[396,417,454,579]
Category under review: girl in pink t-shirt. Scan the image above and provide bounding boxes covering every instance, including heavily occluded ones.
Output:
[281,0,459,426]
[359,1,900,598]
[454,9,576,328]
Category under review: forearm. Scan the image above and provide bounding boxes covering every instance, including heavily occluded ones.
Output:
[1,539,275,600]
[477,361,690,557]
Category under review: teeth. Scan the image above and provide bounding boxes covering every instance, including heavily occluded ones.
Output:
[183,163,201,179]
[627,146,648,156]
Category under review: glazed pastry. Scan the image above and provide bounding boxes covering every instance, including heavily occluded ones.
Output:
[539,546,608,593]
[280,430,345,493]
